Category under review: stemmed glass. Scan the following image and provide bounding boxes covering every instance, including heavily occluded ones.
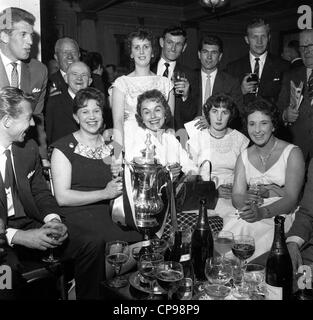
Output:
[105,240,129,288]
[42,224,63,263]
[150,238,168,256]
[231,235,255,268]
[138,253,164,299]
[156,261,184,300]
[213,231,234,260]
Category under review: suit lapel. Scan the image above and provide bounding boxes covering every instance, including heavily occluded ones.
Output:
[20,61,31,94]
[0,172,7,211]
[212,70,223,94]
[0,56,10,88]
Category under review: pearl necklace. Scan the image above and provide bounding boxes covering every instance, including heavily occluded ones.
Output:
[256,138,278,170]
[209,128,227,140]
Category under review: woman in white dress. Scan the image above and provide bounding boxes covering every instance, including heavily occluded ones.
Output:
[185,93,249,198]
[110,28,175,159]
[223,97,305,260]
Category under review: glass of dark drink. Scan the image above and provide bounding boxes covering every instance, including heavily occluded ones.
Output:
[246,73,259,94]
[172,71,186,96]
[105,240,129,288]
[156,261,184,300]
[232,235,255,268]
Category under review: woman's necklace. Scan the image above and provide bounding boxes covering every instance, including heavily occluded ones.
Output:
[208,128,227,140]
[256,138,278,170]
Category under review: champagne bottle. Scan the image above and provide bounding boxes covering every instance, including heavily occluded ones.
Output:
[265,215,293,300]
[171,228,195,300]
[191,199,214,281]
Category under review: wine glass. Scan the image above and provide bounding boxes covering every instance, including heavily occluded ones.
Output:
[150,238,168,256]
[243,263,267,300]
[138,253,164,299]
[156,261,184,300]
[231,235,255,268]
[248,177,264,206]
[42,224,63,263]
[105,240,129,288]
[213,231,234,260]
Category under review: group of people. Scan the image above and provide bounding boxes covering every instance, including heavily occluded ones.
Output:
[0,5,313,300]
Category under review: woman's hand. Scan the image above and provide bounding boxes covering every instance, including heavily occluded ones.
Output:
[218,184,232,199]
[238,200,265,223]
[193,116,209,131]
[104,177,123,199]
[111,156,123,178]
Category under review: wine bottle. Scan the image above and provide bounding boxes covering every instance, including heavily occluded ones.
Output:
[265,215,293,300]
[191,199,214,281]
[171,229,195,300]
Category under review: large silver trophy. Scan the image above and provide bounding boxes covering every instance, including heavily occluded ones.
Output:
[127,133,169,240]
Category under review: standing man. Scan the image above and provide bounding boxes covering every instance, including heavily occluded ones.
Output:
[226,17,289,104]
[194,35,243,129]
[49,37,80,96]
[277,29,313,162]
[0,7,49,163]
[152,25,197,130]
[45,61,92,145]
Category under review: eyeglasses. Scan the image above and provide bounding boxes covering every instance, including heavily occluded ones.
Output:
[299,44,313,52]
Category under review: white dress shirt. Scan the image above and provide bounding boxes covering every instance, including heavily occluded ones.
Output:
[0,50,21,87]
[157,57,176,80]
[201,69,217,105]
[249,51,267,78]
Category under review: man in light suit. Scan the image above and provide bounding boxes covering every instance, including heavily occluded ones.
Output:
[194,35,243,130]
[48,37,80,96]
[0,7,49,163]
[277,29,313,162]
[151,25,197,130]
[225,17,289,105]
[0,86,111,299]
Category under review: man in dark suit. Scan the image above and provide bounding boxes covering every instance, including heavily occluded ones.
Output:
[277,29,313,162]
[0,86,111,299]
[45,61,92,146]
[0,7,48,164]
[287,157,313,275]
[193,35,243,130]
[282,40,304,70]
[225,17,289,105]
[49,37,80,96]
[151,25,197,130]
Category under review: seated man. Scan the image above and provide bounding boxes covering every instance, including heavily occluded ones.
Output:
[0,87,106,300]
[287,158,313,273]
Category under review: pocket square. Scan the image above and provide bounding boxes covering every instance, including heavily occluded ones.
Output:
[32,88,41,93]
[273,78,280,81]
[27,170,35,179]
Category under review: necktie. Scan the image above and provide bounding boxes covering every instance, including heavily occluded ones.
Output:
[308,70,313,104]
[4,149,25,218]
[163,63,170,78]
[11,62,19,88]
[204,74,211,104]
[253,58,260,78]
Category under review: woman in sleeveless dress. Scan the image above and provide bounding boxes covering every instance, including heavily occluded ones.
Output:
[110,28,174,159]
[185,93,249,198]
[51,88,142,299]
[223,97,305,260]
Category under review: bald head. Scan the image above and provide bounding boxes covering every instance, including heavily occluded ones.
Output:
[54,37,80,72]
[299,29,313,69]
[65,61,92,94]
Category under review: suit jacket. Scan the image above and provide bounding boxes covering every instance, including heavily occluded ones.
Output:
[277,66,313,160]
[45,91,79,146]
[0,139,61,229]
[48,70,68,95]
[151,60,198,130]
[194,69,244,122]
[0,56,48,159]
[287,158,313,247]
[225,53,289,104]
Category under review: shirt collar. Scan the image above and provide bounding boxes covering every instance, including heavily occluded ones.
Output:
[0,144,12,155]
[249,51,267,65]
[67,88,76,99]
[0,50,21,67]
[159,57,176,69]
[307,68,313,80]
[60,69,66,79]
[201,68,218,79]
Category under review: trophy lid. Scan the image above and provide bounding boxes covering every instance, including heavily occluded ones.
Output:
[133,132,158,165]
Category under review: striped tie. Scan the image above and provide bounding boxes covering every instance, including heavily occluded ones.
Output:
[163,63,170,78]
[253,58,260,78]
[11,62,19,88]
